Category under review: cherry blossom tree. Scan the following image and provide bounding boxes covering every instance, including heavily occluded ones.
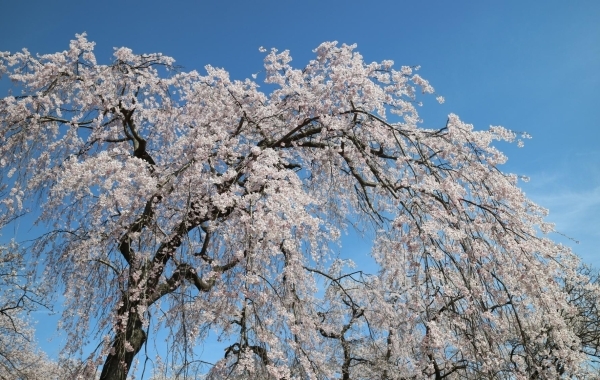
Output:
[0,242,41,379]
[0,242,75,379]
[558,265,600,370]
[0,34,594,379]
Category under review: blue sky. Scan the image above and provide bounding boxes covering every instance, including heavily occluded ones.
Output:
[1,0,599,371]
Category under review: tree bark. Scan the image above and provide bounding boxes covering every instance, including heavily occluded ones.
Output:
[99,312,146,380]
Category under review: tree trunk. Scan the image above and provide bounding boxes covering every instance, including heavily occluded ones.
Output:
[99,313,146,380]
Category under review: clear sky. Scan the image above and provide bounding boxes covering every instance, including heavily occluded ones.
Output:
[1,0,599,372]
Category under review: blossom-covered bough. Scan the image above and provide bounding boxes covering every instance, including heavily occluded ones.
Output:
[0,34,596,379]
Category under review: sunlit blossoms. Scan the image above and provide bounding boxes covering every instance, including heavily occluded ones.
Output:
[0,34,597,379]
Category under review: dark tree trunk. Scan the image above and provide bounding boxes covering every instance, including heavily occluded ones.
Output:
[99,313,146,380]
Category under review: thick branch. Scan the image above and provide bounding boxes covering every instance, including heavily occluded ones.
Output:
[151,258,240,302]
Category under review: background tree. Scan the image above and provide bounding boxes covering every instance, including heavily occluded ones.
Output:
[554,265,600,373]
[0,35,594,379]
[0,242,73,379]
[0,243,39,379]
